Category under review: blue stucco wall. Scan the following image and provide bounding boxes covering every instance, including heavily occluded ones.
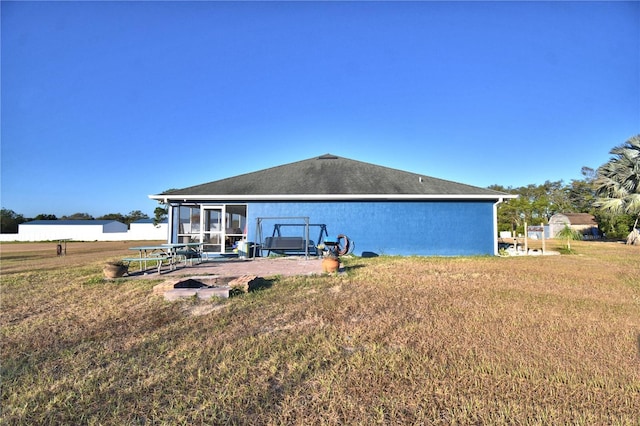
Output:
[246,200,496,256]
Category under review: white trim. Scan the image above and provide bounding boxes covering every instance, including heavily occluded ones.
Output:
[493,198,504,256]
[150,193,518,202]
[166,205,173,243]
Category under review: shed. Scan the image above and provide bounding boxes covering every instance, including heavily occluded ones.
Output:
[548,213,599,238]
[149,154,515,256]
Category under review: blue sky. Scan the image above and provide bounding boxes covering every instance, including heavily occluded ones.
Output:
[2,1,638,218]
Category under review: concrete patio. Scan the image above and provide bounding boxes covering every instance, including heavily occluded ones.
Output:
[129,255,326,279]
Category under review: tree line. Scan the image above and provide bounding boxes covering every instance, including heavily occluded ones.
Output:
[494,134,640,240]
[2,136,639,239]
[491,167,634,239]
[0,210,150,234]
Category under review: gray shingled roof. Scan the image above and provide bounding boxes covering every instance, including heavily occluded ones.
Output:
[551,213,598,226]
[153,154,509,200]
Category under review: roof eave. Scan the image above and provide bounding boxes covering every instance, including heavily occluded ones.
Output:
[149,193,517,202]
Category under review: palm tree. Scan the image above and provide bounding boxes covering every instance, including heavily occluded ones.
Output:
[556,224,583,252]
[594,135,640,244]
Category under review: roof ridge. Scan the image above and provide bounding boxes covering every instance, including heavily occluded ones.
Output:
[156,154,511,198]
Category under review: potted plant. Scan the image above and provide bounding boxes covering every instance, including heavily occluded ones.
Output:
[103,261,128,278]
[322,252,340,273]
[320,241,341,273]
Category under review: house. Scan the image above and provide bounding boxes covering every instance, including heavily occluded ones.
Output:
[149,154,515,256]
[548,213,600,239]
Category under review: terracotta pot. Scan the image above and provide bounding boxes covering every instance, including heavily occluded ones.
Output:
[322,257,340,273]
[103,263,128,279]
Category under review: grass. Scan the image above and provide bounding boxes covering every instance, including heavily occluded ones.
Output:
[1,240,639,424]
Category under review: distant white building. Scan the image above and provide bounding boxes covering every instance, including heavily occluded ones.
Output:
[128,219,168,240]
[0,219,168,242]
[17,220,127,241]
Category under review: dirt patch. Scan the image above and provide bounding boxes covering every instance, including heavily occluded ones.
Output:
[0,241,326,278]
[182,303,227,317]
[0,240,162,274]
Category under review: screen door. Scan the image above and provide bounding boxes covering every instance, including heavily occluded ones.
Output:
[202,206,224,254]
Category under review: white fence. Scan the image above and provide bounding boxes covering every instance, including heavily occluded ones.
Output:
[0,223,168,242]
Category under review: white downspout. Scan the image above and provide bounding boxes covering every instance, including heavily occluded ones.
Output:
[493,197,504,256]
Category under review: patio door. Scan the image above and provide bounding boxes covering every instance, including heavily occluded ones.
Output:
[202,206,224,254]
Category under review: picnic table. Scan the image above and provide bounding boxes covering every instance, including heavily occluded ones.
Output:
[171,242,204,266]
[124,243,203,274]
